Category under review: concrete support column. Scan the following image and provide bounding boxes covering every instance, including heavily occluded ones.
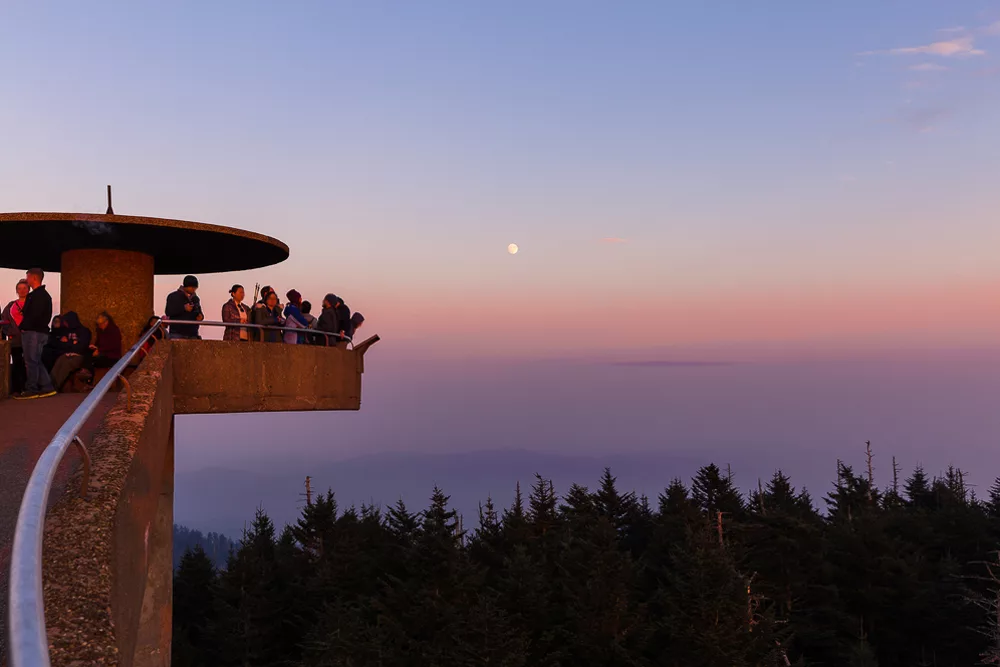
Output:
[60,248,154,351]
[133,419,174,667]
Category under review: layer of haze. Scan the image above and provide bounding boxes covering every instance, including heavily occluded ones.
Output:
[2,2,999,528]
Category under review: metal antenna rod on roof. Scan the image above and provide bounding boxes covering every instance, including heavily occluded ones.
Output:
[106,185,114,215]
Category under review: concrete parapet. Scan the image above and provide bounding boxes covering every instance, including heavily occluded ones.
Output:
[40,340,175,666]
[171,339,363,413]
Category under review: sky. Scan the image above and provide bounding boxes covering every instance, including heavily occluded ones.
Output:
[2,2,999,516]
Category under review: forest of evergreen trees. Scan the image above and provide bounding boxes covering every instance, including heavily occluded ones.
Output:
[173,455,1000,666]
[174,524,236,570]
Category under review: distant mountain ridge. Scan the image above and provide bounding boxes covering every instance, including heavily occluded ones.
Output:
[175,447,825,538]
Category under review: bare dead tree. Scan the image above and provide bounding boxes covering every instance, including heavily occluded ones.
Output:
[757,478,766,516]
[892,456,900,496]
[865,441,874,504]
[964,551,1000,664]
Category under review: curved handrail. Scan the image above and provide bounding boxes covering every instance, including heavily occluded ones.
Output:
[8,317,166,667]
[160,318,353,346]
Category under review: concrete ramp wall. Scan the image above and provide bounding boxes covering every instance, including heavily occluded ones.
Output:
[36,336,376,666]
[40,341,175,667]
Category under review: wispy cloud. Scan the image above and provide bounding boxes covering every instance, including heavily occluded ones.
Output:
[910,62,949,71]
[609,360,735,368]
[939,26,966,34]
[860,35,985,57]
[985,21,1000,37]
[600,237,628,244]
[895,107,952,133]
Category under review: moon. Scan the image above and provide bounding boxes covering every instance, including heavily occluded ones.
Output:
[508,243,519,255]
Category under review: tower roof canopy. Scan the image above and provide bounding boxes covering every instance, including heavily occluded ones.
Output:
[0,212,288,274]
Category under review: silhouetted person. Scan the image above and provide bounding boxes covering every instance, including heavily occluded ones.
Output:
[49,311,92,391]
[2,279,30,394]
[166,275,203,339]
[349,312,365,339]
[15,268,55,399]
[316,294,339,346]
[331,295,352,348]
[222,284,251,342]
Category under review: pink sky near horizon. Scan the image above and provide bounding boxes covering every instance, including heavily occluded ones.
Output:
[1,267,996,358]
[3,2,1000,361]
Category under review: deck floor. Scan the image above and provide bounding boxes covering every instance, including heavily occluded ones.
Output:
[0,393,116,666]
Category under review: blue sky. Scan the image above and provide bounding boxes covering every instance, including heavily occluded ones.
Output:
[4,2,1000,522]
[2,1,1000,353]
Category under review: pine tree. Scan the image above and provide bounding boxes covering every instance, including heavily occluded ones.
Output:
[173,545,221,667]
[691,463,745,518]
[904,465,933,510]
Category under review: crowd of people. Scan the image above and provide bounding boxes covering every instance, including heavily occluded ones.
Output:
[0,269,365,400]
[0,268,123,400]
[162,275,364,347]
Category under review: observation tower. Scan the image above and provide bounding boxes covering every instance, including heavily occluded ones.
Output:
[0,188,288,346]
[1,191,377,667]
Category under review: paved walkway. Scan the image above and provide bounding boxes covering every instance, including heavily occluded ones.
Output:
[0,393,117,667]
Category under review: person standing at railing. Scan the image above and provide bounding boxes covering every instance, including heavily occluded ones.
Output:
[165,275,204,340]
[283,289,309,344]
[252,290,284,342]
[14,268,56,400]
[222,284,252,342]
[317,294,352,347]
[2,279,30,394]
[301,300,321,345]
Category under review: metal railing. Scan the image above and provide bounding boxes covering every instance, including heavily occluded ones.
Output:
[7,316,358,666]
[7,317,166,667]
[160,318,353,347]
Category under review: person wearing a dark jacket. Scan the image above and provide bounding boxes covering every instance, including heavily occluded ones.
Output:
[165,275,203,339]
[49,311,93,391]
[2,279,30,394]
[42,315,65,371]
[15,268,55,399]
[316,294,352,347]
[251,290,283,342]
[87,311,122,371]
[316,293,339,346]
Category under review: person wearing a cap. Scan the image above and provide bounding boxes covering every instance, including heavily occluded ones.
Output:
[165,275,204,339]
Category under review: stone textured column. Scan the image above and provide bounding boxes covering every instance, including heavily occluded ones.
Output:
[60,249,154,351]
